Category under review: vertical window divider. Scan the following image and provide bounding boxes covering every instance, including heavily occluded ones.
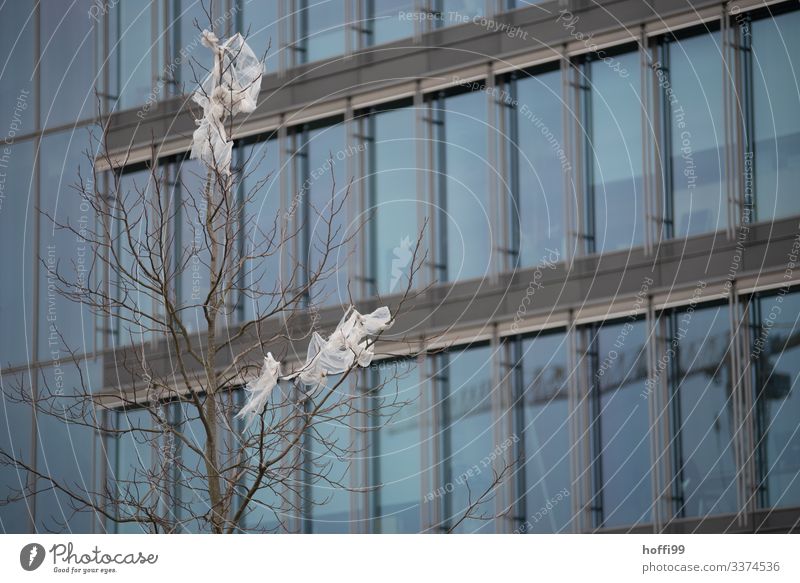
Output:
[727,280,749,528]
[645,293,664,531]
[640,26,655,256]
[486,62,501,283]
[723,6,741,241]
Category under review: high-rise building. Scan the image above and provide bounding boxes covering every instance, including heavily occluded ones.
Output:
[1,0,799,533]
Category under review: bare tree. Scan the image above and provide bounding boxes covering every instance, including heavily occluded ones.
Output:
[0,13,432,534]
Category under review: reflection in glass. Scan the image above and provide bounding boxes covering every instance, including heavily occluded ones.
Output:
[438,345,495,533]
[38,131,95,360]
[0,372,34,532]
[367,106,418,295]
[368,358,421,533]
[516,331,572,533]
[510,68,566,266]
[237,0,280,73]
[0,0,35,124]
[112,168,156,346]
[112,407,154,533]
[590,319,651,528]
[667,31,726,237]
[434,90,491,282]
[298,120,350,308]
[304,375,352,533]
[109,2,153,110]
[297,0,346,64]
[750,11,800,222]
[586,50,643,253]
[362,0,414,45]
[0,140,35,367]
[241,138,282,323]
[35,360,99,533]
[752,291,800,509]
[40,0,95,127]
[668,303,735,518]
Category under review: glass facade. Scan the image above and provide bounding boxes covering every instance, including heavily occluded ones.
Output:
[433,90,491,282]
[368,358,422,533]
[584,49,644,253]
[663,29,727,238]
[751,291,800,509]
[3,1,800,535]
[506,67,567,266]
[749,10,800,222]
[514,331,572,533]
[436,345,496,533]
[365,104,418,295]
[588,319,651,528]
[667,303,736,518]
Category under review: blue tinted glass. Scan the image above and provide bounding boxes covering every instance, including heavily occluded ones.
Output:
[593,320,651,528]
[670,303,736,517]
[301,121,350,308]
[109,2,153,110]
[112,408,154,533]
[171,401,208,532]
[513,69,566,266]
[439,345,496,533]
[439,0,483,25]
[366,1,414,45]
[305,375,352,533]
[0,1,35,128]
[112,168,156,346]
[0,371,34,532]
[38,131,96,360]
[40,0,95,128]
[369,107,418,295]
[242,139,282,323]
[171,0,215,93]
[751,11,800,221]
[518,332,572,533]
[668,31,727,237]
[588,51,644,253]
[173,157,211,333]
[239,0,279,72]
[439,91,490,282]
[298,0,346,63]
[369,359,421,533]
[752,291,800,508]
[0,140,35,367]
[35,360,99,533]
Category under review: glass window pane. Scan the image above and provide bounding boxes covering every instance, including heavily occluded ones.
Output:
[752,291,800,509]
[241,139,282,323]
[751,11,800,221]
[668,31,727,237]
[36,360,99,533]
[112,168,157,347]
[587,51,644,253]
[170,0,216,94]
[0,1,35,127]
[0,371,35,532]
[369,106,418,295]
[238,0,279,73]
[592,319,651,528]
[438,91,491,282]
[38,131,96,360]
[365,1,414,45]
[298,0,346,63]
[304,374,352,533]
[112,407,155,533]
[513,69,567,265]
[171,400,208,532]
[369,358,421,533]
[669,303,736,517]
[109,1,153,110]
[300,120,350,308]
[439,0,483,23]
[518,331,572,533]
[40,0,95,128]
[173,157,211,334]
[438,345,496,533]
[0,140,35,367]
